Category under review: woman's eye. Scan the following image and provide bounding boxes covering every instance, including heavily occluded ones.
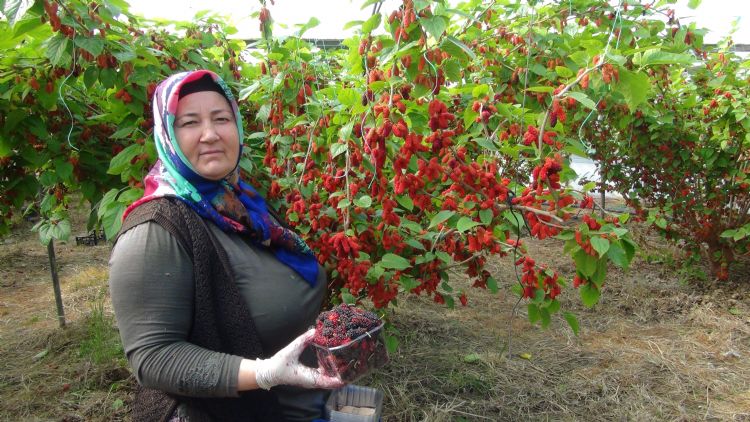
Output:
[180,120,197,127]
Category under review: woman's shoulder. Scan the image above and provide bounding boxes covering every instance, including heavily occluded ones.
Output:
[119,197,198,244]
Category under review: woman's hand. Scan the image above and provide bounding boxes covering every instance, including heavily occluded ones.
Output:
[242,328,345,391]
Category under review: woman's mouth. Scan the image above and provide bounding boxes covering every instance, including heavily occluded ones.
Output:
[201,150,223,156]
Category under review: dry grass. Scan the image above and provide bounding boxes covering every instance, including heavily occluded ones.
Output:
[0,214,131,422]
[1,214,749,421]
[363,232,750,421]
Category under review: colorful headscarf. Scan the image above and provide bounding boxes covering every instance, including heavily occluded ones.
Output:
[123,70,319,286]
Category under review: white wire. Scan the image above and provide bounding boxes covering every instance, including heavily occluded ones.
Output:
[58,31,79,152]
[576,0,624,152]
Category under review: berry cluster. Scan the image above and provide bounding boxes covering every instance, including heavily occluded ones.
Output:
[312,305,389,382]
[313,304,381,348]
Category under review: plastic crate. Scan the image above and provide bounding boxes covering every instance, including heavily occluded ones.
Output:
[312,322,389,383]
[324,385,383,422]
[75,230,106,246]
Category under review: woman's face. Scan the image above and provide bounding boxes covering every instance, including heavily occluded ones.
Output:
[174,90,240,181]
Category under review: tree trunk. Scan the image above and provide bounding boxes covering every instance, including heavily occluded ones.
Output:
[47,240,66,328]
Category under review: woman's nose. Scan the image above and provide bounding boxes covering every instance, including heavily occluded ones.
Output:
[199,122,220,142]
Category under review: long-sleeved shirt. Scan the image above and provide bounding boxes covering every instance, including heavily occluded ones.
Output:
[109,220,328,421]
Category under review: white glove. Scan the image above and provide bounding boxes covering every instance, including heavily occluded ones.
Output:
[254,328,345,390]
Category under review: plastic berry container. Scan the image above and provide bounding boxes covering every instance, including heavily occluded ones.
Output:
[312,322,389,383]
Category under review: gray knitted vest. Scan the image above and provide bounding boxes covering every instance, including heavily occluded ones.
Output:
[117,197,287,422]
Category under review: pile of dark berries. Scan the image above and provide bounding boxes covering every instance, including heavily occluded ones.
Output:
[312,304,388,382]
[313,304,381,347]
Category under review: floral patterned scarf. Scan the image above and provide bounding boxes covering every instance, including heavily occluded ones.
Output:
[123,70,318,286]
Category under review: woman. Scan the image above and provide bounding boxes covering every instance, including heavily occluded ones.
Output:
[109,70,342,422]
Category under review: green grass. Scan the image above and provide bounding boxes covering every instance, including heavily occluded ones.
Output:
[78,299,125,366]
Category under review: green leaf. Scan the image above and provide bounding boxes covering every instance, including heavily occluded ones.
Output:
[247,132,267,140]
[567,92,597,110]
[12,15,44,38]
[463,353,482,364]
[337,88,359,107]
[406,238,425,251]
[396,195,414,211]
[99,68,117,89]
[239,81,261,101]
[435,251,452,264]
[546,299,561,314]
[366,265,385,282]
[421,15,447,40]
[111,125,135,139]
[398,276,419,291]
[337,198,351,209]
[296,16,320,37]
[591,258,608,287]
[83,67,99,89]
[526,86,554,93]
[555,66,574,78]
[74,37,105,57]
[112,48,137,63]
[636,49,695,66]
[573,249,597,277]
[339,122,354,141]
[39,171,57,187]
[102,202,125,241]
[343,20,363,30]
[503,210,524,235]
[687,0,702,8]
[617,69,651,112]
[463,107,479,128]
[563,312,580,335]
[540,307,551,328]
[341,288,357,304]
[384,333,399,354]
[37,221,53,246]
[443,58,462,82]
[527,303,541,323]
[606,242,630,270]
[590,236,610,257]
[475,137,498,151]
[0,137,11,158]
[486,276,498,294]
[380,253,411,270]
[555,231,575,241]
[50,218,71,242]
[55,161,74,182]
[414,0,430,11]
[442,36,476,60]
[3,0,35,27]
[456,216,480,233]
[330,142,347,158]
[117,188,144,204]
[108,144,141,175]
[45,34,69,67]
[471,84,490,98]
[354,195,373,208]
[362,13,382,34]
[720,229,737,238]
[400,219,422,233]
[580,283,600,307]
[622,238,636,262]
[429,210,455,229]
[479,209,493,225]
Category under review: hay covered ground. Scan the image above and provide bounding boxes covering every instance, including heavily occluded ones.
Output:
[0,211,748,421]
